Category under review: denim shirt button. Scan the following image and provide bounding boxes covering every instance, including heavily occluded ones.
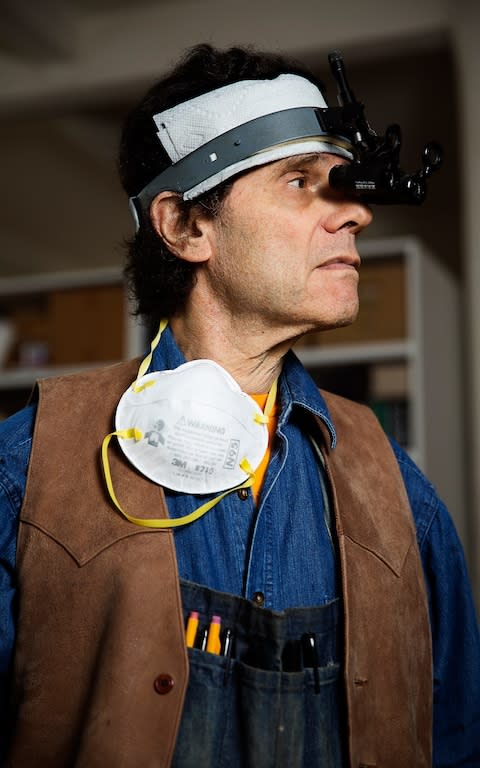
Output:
[237,488,249,501]
[252,591,265,606]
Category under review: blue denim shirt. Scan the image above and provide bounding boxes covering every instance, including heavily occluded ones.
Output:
[1,326,479,765]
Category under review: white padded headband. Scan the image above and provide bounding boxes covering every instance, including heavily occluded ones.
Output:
[152,74,352,199]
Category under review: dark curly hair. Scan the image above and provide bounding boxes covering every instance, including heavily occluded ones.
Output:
[118,44,322,335]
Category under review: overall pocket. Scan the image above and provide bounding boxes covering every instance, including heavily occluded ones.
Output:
[171,648,343,768]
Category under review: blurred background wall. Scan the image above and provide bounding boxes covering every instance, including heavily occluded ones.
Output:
[0,0,478,606]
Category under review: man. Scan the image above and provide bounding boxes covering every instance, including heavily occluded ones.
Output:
[0,44,479,767]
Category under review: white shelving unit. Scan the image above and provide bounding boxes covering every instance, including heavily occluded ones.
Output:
[0,237,465,541]
[0,266,144,414]
[296,236,465,540]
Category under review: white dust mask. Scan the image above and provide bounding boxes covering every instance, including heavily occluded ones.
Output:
[101,320,277,529]
[114,358,269,494]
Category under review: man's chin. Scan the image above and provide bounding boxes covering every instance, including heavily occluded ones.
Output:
[305,314,358,335]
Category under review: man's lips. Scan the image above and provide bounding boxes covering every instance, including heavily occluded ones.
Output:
[317,255,360,270]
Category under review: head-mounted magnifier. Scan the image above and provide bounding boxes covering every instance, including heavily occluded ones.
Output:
[129,51,442,230]
[325,51,442,206]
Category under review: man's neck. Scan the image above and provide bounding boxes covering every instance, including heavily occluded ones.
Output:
[169,311,296,394]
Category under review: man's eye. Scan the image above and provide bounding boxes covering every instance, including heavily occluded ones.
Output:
[288,177,306,189]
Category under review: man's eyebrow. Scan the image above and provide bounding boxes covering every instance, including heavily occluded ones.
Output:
[272,153,327,174]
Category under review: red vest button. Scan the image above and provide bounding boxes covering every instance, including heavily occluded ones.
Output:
[154,674,175,694]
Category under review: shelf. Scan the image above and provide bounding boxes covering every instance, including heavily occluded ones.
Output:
[0,363,119,390]
[0,266,124,296]
[296,339,415,367]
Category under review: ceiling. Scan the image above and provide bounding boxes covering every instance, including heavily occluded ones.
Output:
[0,0,165,61]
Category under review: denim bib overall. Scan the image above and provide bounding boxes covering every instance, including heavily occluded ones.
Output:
[172,580,345,768]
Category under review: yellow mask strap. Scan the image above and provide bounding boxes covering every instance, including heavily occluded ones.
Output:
[253,376,278,425]
[132,317,168,393]
[101,429,255,529]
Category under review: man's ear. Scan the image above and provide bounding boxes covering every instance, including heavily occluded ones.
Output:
[149,191,213,264]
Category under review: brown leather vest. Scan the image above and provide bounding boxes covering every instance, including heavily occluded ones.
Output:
[7,359,432,767]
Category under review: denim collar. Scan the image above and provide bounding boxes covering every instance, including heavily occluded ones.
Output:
[149,325,336,449]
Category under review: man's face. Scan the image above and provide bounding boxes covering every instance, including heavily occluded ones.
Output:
[198,152,373,340]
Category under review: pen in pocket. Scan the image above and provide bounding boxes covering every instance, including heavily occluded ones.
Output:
[302,632,321,694]
[222,628,233,657]
[222,627,234,684]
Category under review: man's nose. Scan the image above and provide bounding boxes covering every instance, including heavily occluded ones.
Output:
[323,197,373,234]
